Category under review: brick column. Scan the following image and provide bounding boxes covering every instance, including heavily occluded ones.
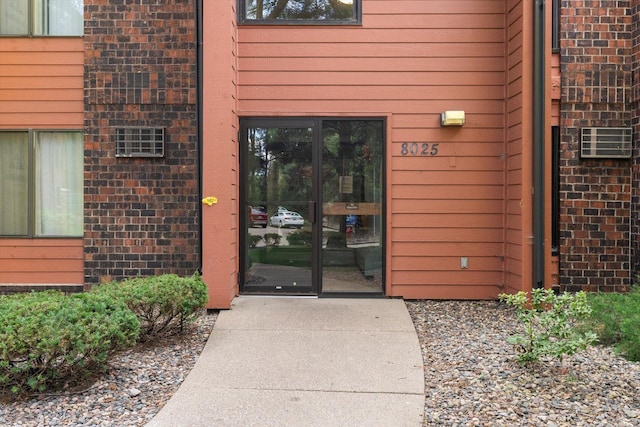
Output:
[559,1,632,292]
[84,0,199,285]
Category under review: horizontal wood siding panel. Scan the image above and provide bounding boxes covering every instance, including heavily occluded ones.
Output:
[240,71,506,87]
[0,38,83,128]
[240,57,505,72]
[394,242,504,256]
[240,99,506,114]
[391,271,501,285]
[393,256,503,271]
[237,0,508,299]
[0,239,84,284]
[391,284,501,300]
[391,213,503,228]
[239,29,505,44]
[365,1,505,15]
[392,199,504,214]
[240,85,504,101]
[240,43,506,58]
[392,170,504,185]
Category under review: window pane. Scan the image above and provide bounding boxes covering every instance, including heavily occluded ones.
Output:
[0,132,29,236]
[35,132,83,236]
[34,0,84,36]
[0,0,29,35]
[243,0,355,21]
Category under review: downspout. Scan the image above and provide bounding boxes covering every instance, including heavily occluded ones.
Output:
[533,0,545,288]
[196,0,204,273]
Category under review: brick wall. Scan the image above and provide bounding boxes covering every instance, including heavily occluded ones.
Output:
[84,0,199,285]
[560,0,632,291]
[559,1,632,292]
[632,4,640,279]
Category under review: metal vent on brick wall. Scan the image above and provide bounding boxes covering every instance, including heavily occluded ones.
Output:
[580,127,632,159]
[115,128,165,158]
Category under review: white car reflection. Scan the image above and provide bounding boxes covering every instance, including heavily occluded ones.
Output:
[269,211,304,228]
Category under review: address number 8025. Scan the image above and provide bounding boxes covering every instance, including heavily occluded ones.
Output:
[400,142,439,156]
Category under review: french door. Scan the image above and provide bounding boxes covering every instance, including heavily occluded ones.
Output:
[239,118,384,295]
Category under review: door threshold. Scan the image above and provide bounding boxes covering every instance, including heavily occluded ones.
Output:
[319,292,386,299]
[239,294,318,299]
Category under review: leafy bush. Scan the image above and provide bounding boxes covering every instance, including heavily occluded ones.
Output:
[586,286,640,361]
[93,273,208,342]
[248,234,263,248]
[0,291,139,395]
[286,230,312,246]
[326,232,346,248]
[263,233,281,246]
[499,289,597,365]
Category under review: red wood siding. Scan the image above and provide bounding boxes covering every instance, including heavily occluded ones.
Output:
[503,0,530,294]
[0,38,84,128]
[0,239,84,285]
[200,2,239,309]
[237,0,510,299]
[0,38,84,287]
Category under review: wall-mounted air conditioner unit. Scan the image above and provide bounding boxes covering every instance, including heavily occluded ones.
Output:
[580,127,632,159]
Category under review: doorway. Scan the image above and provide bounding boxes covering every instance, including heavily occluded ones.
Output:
[239,118,385,295]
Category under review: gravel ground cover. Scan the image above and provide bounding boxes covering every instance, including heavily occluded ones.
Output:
[0,312,217,427]
[407,300,640,427]
[2,300,639,427]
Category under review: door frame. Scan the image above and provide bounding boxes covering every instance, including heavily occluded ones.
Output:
[238,116,386,297]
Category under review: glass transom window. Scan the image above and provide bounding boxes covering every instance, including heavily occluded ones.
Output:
[239,0,360,24]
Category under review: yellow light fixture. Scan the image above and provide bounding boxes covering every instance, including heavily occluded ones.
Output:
[440,110,465,127]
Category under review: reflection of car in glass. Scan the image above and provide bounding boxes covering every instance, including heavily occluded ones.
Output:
[269,211,304,228]
[248,206,268,228]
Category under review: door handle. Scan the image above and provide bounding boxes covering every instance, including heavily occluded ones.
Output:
[308,201,316,224]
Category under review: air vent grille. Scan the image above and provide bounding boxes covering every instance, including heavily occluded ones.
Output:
[116,128,165,158]
[580,127,632,159]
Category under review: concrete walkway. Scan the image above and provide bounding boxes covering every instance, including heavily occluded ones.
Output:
[146,297,425,426]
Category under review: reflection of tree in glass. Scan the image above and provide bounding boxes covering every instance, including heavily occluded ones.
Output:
[245,0,353,20]
[322,120,383,204]
[246,127,314,214]
[266,128,313,206]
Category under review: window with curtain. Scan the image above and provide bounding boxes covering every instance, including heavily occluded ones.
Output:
[0,132,29,235]
[0,130,83,237]
[0,1,28,35]
[0,0,83,36]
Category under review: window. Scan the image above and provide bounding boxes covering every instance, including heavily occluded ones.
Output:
[0,131,83,237]
[0,0,83,36]
[552,0,559,52]
[239,0,360,24]
[551,126,559,255]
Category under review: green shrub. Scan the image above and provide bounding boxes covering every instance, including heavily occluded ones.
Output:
[326,232,346,248]
[263,233,281,246]
[0,291,139,395]
[248,234,263,248]
[586,286,640,361]
[286,230,312,246]
[499,289,597,365]
[93,273,208,342]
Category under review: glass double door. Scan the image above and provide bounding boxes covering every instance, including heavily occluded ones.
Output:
[240,118,384,295]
